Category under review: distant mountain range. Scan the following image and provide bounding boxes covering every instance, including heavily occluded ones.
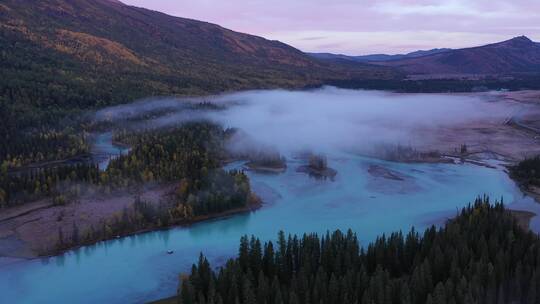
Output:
[311,36,540,75]
[0,0,539,116]
[309,48,452,62]
[378,36,540,75]
[0,0,394,106]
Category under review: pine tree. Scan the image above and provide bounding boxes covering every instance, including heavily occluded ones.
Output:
[176,201,540,304]
[72,222,79,245]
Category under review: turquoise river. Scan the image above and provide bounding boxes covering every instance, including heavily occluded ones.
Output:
[0,154,538,303]
[1,88,539,303]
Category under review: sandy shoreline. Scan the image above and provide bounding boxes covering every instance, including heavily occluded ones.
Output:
[510,210,537,231]
[41,197,263,260]
[0,185,172,258]
[0,185,262,259]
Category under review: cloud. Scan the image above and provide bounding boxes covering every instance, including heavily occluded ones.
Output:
[263,30,509,55]
[206,88,516,155]
[372,1,511,18]
[298,36,328,41]
[121,0,540,54]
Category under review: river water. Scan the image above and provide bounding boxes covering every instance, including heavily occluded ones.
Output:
[91,132,130,170]
[1,89,539,303]
[0,154,538,303]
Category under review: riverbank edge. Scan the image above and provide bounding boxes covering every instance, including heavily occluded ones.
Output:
[147,206,537,304]
[369,153,540,230]
[112,157,540,303]
[2,195,263,260]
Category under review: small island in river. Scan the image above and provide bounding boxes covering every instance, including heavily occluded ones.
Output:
[296,154,337,179]
[244,152,287,173]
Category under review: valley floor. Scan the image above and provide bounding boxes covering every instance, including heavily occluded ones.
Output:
[410,91,540,204]
[2,90,540,260]
[411,91,540,163]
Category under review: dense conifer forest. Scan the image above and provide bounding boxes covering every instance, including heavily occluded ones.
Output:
[0,122,252,215]
[176,198,540,304]
[511,156,540,189]
[3,121,259,252]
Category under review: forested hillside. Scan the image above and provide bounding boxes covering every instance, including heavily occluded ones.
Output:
[177,198,540,304]
[0,0,397,169]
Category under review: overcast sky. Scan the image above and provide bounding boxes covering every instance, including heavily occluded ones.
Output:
[121,0,540,55]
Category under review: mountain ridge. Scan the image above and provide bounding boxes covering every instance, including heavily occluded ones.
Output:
[0,0,401,151]
[375,36,540,75]
[309,48,452,62]
[0,0,397,107]
[311,36,540,76]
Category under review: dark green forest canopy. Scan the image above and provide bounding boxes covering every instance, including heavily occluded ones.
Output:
[1,121,255,252]
[0,122,245,209]
[177,198,540,304]
[511,156,540,188]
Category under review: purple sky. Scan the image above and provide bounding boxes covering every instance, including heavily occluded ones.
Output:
[121,0,540,55]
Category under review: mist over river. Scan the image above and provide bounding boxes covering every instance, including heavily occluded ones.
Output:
[1,88,539,304]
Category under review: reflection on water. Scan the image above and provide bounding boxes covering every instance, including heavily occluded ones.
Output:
[188,213,252,238]
[1,155,539,304]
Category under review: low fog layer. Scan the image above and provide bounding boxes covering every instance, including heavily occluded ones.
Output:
[209,88,518,155]
[96,87,522,156]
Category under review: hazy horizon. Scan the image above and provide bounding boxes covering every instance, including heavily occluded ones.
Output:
[121,0,540,55]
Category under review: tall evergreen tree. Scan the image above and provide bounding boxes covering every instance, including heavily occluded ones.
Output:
[175,199,540,304]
